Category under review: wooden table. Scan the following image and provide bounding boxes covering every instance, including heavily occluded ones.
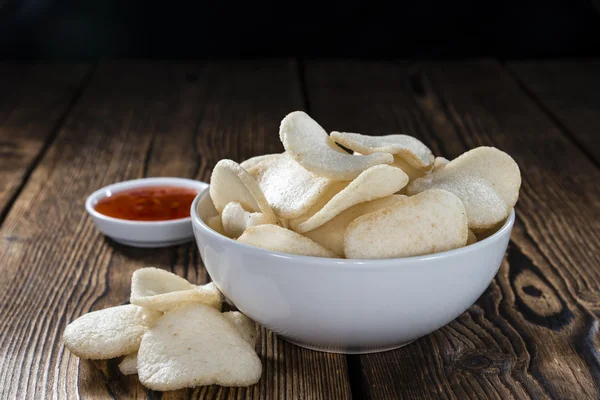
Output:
[0,59,598,399]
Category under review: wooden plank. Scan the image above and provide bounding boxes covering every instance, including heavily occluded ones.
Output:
[0,64,91,220]
[0,61,351,399]
[507,60,600,164]
[304,60,600,399]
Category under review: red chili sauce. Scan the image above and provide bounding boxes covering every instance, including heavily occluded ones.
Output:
[95,186,198,221]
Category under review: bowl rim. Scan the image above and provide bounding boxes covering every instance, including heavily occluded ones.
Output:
[85,177,208,227]
[191,188,515,265]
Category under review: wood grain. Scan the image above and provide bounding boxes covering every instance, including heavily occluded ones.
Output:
[3,59,599,400]
[0,64,91,220]
[303,60,600,399]
[0,61,350,399]
[507,60,600,164]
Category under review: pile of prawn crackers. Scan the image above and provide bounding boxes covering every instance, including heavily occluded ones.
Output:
[209,111,521,258]
[63,268,261,391]
[64,111,522,392]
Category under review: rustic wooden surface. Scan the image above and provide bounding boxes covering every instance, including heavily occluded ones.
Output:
[0,59,598,399]
[0,64,91,219]
[507,60,600,164]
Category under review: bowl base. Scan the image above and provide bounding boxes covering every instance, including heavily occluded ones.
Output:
[282,338,416,354]
[109,237,193,248]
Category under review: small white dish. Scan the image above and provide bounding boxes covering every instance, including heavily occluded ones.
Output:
[191,188,515,354]
[86,177,208,248]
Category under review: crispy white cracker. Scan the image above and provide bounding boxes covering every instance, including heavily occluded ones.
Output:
[393,155,429,181]
[223,311,257,348]
[240,153,280,170]
[289,165,409,233]
[131,268,222,312]
[331,132,434,168]
[344,189,468,259]
[304,195,406,256]
[408,146,521,230]
[222,202,271,238]
[137,304,262,390]
[279,111,393,180]
[237,224,337,258]
[119,353,138,375]
[63,305,162,360]
[433,156,450,171]
[209,159,278,223]
[206,214,226,236]
[245,153,338,219]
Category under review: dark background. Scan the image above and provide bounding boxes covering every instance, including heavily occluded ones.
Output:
[1,0,600,61]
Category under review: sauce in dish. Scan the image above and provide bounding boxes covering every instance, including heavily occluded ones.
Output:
[95,186,198,221]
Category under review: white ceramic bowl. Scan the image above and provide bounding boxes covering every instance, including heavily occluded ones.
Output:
[86,177,208,248]
[191,189,514,354]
